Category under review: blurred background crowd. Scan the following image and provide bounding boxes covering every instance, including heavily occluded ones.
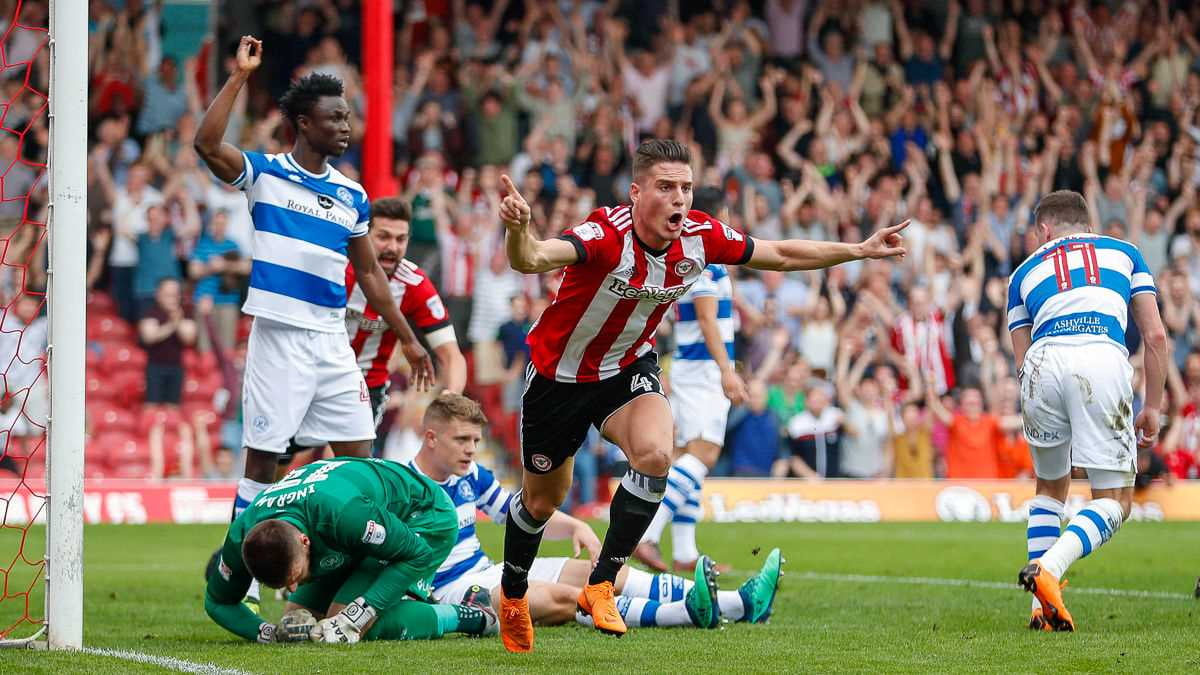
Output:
[7,0,1200,506]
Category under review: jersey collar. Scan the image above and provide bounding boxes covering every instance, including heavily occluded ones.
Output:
[632,229,671,257]
[284,152,331,180]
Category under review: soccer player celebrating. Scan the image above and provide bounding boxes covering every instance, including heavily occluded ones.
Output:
[346,197,466,398]
[496,138,906,651]
[409,393,781,630]
[1008,191,1168,631]
[204,456,496,644]
[194,36,433,606]
[636,186,745,574]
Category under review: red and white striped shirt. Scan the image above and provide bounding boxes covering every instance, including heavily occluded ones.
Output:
[529,206,755,383]
[345,260,456,387]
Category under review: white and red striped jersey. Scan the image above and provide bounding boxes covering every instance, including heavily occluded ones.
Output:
[529,205,755,383]
[345,259,456,387]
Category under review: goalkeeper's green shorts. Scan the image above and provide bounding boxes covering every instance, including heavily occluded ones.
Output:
[289,502,457,613]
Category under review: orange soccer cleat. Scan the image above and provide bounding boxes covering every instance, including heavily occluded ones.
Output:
[1019,562,1074,632]
[576,581,627,637]
[499,590,535,653]
[1028,606,1053,632]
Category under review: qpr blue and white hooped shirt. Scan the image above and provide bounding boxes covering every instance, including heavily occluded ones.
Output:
[1007,234,1156,355]
[232,151,370,333]
[672,264,734,362]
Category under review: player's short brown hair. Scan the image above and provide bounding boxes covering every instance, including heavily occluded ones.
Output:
[424,392,488,429]
[242,520,305,589]
[1034,190,1090,233]
[371,197,411,223]
[633,139,692,179]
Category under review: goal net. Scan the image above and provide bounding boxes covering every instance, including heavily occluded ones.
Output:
[0,0,86,650]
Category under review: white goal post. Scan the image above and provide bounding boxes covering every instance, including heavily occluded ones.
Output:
[45,0,87,651]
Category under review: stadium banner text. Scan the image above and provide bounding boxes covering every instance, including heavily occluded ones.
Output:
[0,480,236,524]
[3,479,1198,524]
[689,480,1194,523]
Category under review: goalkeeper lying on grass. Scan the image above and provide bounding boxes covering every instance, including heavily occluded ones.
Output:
[204,457,496,644]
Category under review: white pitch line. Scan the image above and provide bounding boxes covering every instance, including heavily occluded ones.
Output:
[790,571,1194,601]
[80,647,255,675]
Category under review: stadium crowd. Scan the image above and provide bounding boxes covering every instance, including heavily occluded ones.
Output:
[36,0,1200,496]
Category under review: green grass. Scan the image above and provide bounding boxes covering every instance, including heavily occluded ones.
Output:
[2,520,1198,673]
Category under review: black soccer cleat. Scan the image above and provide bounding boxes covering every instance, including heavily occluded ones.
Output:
[461,583,492,608]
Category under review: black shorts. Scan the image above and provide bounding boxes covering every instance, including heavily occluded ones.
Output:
[282,384,388,462]
[520,353,664,474]
[145,363,183,405]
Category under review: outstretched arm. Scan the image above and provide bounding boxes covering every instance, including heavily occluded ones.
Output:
[501,175,579,274]
[747,221,908,271]
[194,36,261,183]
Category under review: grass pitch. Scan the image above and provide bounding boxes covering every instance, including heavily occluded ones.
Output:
[1,519,1198,673]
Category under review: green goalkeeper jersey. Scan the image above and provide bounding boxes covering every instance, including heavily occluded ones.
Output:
[204,457,456,641]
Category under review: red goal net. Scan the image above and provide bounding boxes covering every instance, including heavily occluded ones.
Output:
[0,0,50,643]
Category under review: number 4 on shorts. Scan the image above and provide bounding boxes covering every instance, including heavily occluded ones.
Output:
[630,373,657,394]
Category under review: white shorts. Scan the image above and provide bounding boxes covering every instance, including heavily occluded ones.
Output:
[669,360,730,448]
[1020,340,1136,483]
[242,318,375,453]
[431,557,569,604]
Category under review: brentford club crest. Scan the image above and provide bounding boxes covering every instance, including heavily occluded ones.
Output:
[674,259,695,276]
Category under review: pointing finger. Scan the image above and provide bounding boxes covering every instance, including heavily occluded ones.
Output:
[500,174,524,201]
[883,219,910,235]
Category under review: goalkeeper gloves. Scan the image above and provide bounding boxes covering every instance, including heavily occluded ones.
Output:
[311,597,376,644]
[256,622,278,644]
[276,608,317,643]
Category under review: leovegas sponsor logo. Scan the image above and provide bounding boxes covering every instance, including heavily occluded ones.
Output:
[677,480,1185,523]
[706,492,882,523]
[934,485,1164,523]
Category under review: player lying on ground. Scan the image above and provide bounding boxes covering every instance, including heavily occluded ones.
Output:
[408,393,782,630]
[1007,190,1168,631]
[204,456,496,644]
[496,138,903,651]
[194,36,433,606]
[637,186,745,575]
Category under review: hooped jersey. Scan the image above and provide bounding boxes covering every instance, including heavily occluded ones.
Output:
[408,460,512,592]
[345,259,456,387]
[528,206,754,383]
[231,151,370,332]
[1007,233,1156,355]
[672,264,734,361]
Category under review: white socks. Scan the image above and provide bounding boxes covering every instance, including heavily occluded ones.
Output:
[1037,498,1125,580]
[671,494,701,563]
[640,453,709,552]
[233,478,270,519]
[1026,495,1064,611]
[618,568,747,622]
